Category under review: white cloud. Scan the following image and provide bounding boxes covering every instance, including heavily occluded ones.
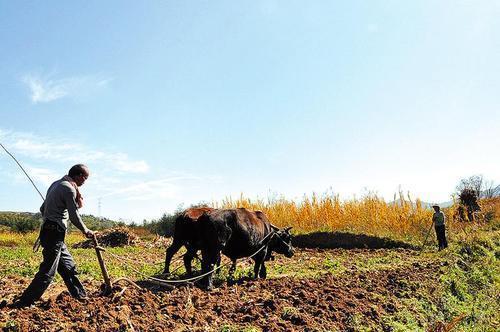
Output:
[26,166,60,187]
[95,175,200,201]
[0,128,9,139]
[22,74,67,103]
[116,160,150,173]
[21,72,112,104]
[97,78,113,87]
[11,139,80,160]
[7,165,57,197]
[1,130,149,174]
[87,152,150,173]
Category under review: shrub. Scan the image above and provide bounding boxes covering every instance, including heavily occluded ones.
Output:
[142,212,178,237]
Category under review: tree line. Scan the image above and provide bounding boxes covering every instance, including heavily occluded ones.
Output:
[455,175,499,222]
[0,212,123,233]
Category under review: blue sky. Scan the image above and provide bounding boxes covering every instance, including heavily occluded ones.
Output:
[1,1,499,221]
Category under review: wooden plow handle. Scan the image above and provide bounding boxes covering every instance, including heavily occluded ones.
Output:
[92,234,112,294]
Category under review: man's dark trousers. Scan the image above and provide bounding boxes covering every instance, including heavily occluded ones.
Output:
[19,222,87,305]
[435,225,448,250]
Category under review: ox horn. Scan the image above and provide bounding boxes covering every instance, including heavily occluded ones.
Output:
[284,226,293,232]
[270,223,279,231]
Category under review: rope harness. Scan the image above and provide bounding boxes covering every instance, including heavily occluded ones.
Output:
[97,230,277,287]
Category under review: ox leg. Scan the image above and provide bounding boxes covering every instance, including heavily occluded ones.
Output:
[201,248,219,290]
[259,261,267,279]
[163,240,183,274]
[228,260,237,280]
[215,253,223,275]
[183,246,197,276]
[253,259,260,279]
[253,249,267,279]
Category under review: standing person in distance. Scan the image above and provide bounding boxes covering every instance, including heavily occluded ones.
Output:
[11,164,94,308]
[432,204,448,251]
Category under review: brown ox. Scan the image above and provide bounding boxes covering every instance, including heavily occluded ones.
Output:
[163,207,214,275]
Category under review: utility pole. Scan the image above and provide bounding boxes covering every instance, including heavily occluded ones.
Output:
[98,197,102,220]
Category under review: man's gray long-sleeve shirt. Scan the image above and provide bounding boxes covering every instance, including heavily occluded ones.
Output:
[39,177,89,233]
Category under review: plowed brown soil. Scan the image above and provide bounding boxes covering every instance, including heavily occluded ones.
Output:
[0,249,442,331]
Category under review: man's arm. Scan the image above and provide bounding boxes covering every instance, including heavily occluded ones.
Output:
[63,186,93,237]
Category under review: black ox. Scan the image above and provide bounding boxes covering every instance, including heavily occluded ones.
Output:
[198,208,294,289]
[163,207,215,275]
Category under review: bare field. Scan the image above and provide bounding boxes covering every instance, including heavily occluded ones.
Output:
[0,247,442,331]
[1,230,498,331]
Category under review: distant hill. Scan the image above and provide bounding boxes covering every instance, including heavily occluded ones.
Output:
[0,211,123,233]
[389,200,454,209]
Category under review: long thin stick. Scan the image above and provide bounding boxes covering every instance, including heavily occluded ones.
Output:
[420,221,434,251]
[0,142,45,201]
[92,234,113,294]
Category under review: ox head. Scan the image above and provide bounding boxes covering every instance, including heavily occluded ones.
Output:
[269,225,294,258]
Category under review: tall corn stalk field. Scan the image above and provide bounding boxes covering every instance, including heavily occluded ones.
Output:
[218,192,496,243]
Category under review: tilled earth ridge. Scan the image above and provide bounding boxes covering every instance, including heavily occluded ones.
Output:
[0,250,442,332]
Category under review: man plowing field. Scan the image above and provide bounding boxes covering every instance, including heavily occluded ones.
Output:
[9,164,94,308]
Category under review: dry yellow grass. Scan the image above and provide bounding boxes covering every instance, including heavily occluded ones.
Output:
[2,197,497,246]
[217,193,500,243]
[0,231,84,247]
